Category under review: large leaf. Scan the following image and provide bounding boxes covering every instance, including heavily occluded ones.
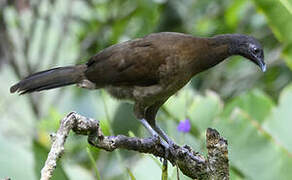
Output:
[252,0,292,69]
[168,87,291,179]
[215,108,292,180]
[263,84,292,153]
[0,68,36,180]
[225,0,248,30]
[223,89,274,123]
[163,87,196,121]
[187,90,222,134]
[163,87,222,135]
[0,134,36,180]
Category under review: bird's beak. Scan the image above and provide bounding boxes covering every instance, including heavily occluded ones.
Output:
[257,58,266,72]
[252,55,266,72]
[257,59,267,72]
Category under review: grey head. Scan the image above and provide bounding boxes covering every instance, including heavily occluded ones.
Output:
[214,34,266,72]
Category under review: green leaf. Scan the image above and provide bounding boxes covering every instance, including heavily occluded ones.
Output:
[161,162,168,180]
[39,108,63,132]
[223,89,274,123]
[225,0,247,29]
[282,44,292,69]
[263,84,292,153]
[163,88,201,137]
[87,147,101,180]
[230,169,244,180]
[215,108,292,180]
[128,131,136,137]
[163,88,193,121]
[162,89,222,144]
[187,90,222,135]
[0,135,36,180]
[127,168,136,180]
[131,156,164,180]
[62,162,96,180]
[279,0,292,16]
[253,0,292,42]
[252,0,292,69]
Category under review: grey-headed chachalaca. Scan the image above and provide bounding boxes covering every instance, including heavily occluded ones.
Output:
[10,32,266,148]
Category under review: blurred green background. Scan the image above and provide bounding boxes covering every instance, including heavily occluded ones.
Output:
[0,0,292,179]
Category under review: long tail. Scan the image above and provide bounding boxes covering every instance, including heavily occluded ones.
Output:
[10,65,86,94]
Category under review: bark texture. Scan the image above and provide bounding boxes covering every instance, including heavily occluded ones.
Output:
[41,112,229,180]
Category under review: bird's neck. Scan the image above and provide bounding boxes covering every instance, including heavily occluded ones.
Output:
[190,35,235,74]
[203,35,239,68]
[209,34,240,55]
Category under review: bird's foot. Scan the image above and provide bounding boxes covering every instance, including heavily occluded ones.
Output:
[161,135,178,155]
[160,139,177,160]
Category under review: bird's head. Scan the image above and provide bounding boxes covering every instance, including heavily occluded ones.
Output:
[229,34,266,72]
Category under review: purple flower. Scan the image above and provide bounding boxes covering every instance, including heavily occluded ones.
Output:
[177,119,191,133]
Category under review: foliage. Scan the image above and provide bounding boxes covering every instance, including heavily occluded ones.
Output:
[164,84,292,180]
[252,0,292,70]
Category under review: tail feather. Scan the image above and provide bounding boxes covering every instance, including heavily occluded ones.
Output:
[10,65,86,94]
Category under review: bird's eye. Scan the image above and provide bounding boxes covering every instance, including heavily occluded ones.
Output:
[253,47,259,54]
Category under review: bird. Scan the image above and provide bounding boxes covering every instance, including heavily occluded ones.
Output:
[10,32,266,149]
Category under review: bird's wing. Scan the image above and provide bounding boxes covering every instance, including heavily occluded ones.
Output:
[84,38,165,87]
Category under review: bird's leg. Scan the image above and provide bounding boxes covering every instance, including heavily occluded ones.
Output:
[134,103,170,150]
[139,118,159,137]
[139,118,169,149]
[145,103,176,154]
[144,104,177,161]
[153,125,175,148]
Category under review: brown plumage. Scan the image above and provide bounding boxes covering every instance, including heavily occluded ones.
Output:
[10,32,266,147]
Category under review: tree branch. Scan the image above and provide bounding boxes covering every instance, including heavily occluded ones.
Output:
[41,112,229,180]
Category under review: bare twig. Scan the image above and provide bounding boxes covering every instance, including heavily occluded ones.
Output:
[40,112,77,180]
[41,112,229,180]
